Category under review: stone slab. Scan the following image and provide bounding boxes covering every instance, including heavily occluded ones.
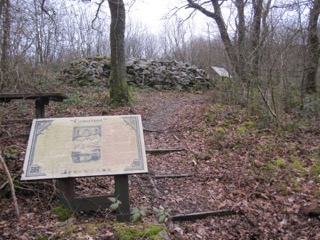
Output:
[22,115,148,180]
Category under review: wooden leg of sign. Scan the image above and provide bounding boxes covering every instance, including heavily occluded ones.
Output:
[58,176,130,218]
[115,175,130,222]
[57,178,113,212]
[35,98,46,118]
[57,178,75,209]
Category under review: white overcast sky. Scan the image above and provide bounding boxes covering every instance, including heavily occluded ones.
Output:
[127,0,220,36]
[127,0,210,35]
[128,0,179,32]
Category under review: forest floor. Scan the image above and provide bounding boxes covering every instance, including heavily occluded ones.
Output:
[0,84,320,239]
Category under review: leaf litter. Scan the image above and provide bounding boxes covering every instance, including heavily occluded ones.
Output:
[0,86,319,239]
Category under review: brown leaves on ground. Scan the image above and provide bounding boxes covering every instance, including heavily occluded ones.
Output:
[0,86,319,239]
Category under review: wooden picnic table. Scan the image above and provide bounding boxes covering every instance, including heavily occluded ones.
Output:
[0,93,68,118]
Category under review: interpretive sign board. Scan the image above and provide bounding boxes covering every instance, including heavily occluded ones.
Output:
[22,115,148,180]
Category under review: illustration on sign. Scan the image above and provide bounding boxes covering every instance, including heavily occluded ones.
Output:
[21,115,148,180]
[72,126,102,163]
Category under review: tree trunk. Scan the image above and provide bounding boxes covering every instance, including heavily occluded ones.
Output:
[235,0,247,81]
[0,0,10,88]
[305,0,320,94]
[108,0,129,105]
[251,0,263,77]
[186,0,249,83]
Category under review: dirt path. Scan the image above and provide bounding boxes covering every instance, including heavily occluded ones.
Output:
[131,90,228,213]
[137,90,207,131]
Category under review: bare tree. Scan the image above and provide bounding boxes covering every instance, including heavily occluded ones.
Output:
[0,0,11,89]
[125,20,146,58]
[304,0,320,94]
[185,1,272,86]
[159,16,191,62]
[108,0,129,105]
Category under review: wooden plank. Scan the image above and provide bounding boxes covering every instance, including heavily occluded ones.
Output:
[60,195,114,212]
[0,92,68,102]
[115,175,131,222]
[172,209,238,222]
[58,178,114,211]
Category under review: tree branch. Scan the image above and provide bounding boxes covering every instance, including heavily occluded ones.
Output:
[92,0,106,30]
[186,0,217,19]
[40,0,56,22]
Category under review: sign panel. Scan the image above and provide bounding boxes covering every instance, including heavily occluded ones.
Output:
[22,115,148,180]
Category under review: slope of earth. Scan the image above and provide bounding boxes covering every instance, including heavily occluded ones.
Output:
[0,85,319,239]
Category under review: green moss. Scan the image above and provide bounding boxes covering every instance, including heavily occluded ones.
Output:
[62,225,77,236]
[115,224,164,240]
[257,143,275,152]
[237,121,256,135]
[284,122,300,132]
[84,223,98,235]
[108,78,131,107]
[274,158,287,169]
[214,103,223,110]
[241,121,255,128]
[310,158,320,177]
[93,55,110,61]
[205,113,216,123]
[37,237,48,240]
[54,222,103,239]
[311,165,320,175]
[261,163,275,171]
[153,85,163,90]
[63,95,84,107]
[236,126,248,135]
[52,205,73,221]
[290,157,307,177]
[215,127,226,134]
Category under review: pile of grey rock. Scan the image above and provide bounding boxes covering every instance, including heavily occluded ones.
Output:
[59,56,213,91]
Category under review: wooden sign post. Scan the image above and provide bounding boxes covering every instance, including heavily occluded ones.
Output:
[21,115,148,222]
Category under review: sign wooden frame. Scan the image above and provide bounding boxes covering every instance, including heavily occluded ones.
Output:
[22,115,148,222]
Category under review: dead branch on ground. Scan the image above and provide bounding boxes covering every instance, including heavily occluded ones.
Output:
[172,209,239,221]
[0,151,20,220]
[146,148,185,154]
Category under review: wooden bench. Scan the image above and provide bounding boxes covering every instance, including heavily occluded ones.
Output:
[0,93,68,118]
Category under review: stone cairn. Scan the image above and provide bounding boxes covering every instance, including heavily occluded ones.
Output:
[59,56,213,91]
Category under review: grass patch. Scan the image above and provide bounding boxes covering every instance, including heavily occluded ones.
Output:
[237,121,256,135]
[290,157,307,177]
[37,237,48,240]
[62,95,84,107]
[274,158,287,169]
[241,121,255,128]
[261,162,275,171]
[52,205,73,221]
[205,113,216,123]
[310,158,320,180]
[115,224,164,240]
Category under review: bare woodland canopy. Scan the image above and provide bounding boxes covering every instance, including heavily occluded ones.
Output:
[0,0,319,106]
